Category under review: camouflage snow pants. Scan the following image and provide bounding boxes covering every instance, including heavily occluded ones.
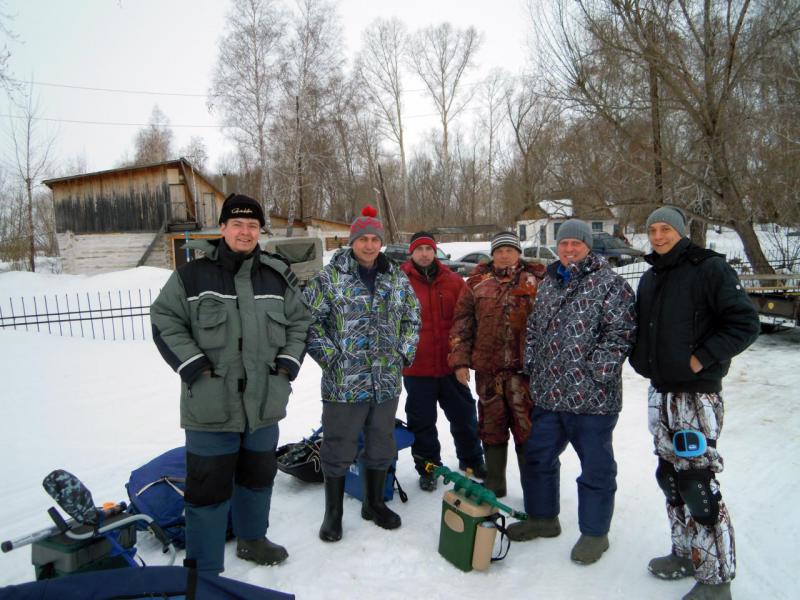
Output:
[475,370,532,446]
[648,387,735,584]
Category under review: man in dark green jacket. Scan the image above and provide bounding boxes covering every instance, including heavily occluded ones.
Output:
[630,206,759,600]
[151,193,311,574]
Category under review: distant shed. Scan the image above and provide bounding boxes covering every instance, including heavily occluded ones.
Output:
[43,159,225,273]
[43,160,353,274]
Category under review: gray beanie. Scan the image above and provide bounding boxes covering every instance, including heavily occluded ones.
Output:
[490,231,522,254]
[556,219,593,249]
[646,205,687,236]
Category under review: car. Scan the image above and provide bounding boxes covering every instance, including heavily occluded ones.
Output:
[457,251,492,273]
[383,243,472,276]
[590,232,645,266]
[522,245,558,266]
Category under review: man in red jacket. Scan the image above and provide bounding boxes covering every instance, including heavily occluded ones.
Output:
[401,231,486,491]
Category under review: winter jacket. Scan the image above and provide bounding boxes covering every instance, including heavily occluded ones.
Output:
[449,260,545,374]
[151,239,312,433]
[401,259,466,377]
[629,237,760,393]
[525,253,637,415]
[303,248,420,404]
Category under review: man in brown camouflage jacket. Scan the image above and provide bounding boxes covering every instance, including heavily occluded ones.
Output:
[448,231,545,497]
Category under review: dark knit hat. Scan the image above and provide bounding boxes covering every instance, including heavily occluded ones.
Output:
[349,205,385,244]
[646,205,687,237]
[490,231,522,255]
[219,193,265,227]
[409,231,437,253]
[556,219,593,249]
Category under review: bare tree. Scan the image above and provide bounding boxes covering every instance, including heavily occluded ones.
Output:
[538,0,800,273]
[179,136,209,172]
[478,68,509,222]
[210,0,285,231]
[5,82,55,271]
[278,0,343,235]
[408,23,481,206]
[356,17,410,214]
[133,105,173,165]
[505,75,560,216]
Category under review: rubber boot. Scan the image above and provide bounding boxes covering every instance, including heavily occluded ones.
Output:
[648,552,695,580]
[236,537,288,566]
[319,476,345,542]
[483,444,508,498]
[506,516,561,542]
[681,581,732,600]
[570,534,610,565]
[361,469,401,530]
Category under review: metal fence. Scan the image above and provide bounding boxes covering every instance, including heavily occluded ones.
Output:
[0,289,158,340]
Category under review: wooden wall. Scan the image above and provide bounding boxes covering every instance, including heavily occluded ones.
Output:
[52,165,172,233]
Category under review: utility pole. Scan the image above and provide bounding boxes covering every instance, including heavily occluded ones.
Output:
[377,164,398,243]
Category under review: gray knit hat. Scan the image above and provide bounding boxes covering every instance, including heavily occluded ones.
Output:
[556,219,593,249]
[646,205,687,236]
[490,231,522,254]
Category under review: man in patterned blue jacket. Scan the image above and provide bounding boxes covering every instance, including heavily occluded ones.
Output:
[304,206,420,543]
[508,219,636,567]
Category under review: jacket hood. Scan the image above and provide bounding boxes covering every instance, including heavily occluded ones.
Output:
[545,251,608,280]
[401,258,451,281]
[644,238,721,269]
[185,237,222,258]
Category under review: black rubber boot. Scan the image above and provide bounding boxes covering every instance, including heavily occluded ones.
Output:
[236,537,288,566]
[361,469,401,530]
[483,444,508,498]
[319,476,345,542]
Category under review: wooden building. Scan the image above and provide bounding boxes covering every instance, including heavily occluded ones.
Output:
[43,159,225,273]
[44,159,351,274]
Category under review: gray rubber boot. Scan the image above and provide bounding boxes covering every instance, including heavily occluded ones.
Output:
[681,581,732,600]
[648,552,695,580]
[570,534,610,565]
[483,444,508,498]
[507,517,561,542]
[236,537,288,566]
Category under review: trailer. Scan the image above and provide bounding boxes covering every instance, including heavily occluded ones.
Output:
[739,273,800,332]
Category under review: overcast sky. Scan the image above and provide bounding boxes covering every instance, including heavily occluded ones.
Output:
[0,0,530,179]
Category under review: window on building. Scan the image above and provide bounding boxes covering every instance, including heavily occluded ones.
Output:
[592,221,604,232]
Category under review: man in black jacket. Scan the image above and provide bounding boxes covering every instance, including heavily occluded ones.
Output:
[630,206,759,600]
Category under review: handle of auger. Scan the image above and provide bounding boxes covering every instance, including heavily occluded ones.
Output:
[2,524,62,553]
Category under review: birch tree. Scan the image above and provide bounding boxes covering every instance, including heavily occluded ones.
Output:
[408,23,481,208]
[210,0,285,231]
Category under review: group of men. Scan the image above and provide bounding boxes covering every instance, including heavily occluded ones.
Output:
[151,194,758,600]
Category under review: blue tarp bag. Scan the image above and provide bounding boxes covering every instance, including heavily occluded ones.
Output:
[0,565,294,600]
[125,447,188,549]
[344,420,414,502]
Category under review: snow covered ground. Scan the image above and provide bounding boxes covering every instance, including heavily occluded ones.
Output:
[1,240,798,599]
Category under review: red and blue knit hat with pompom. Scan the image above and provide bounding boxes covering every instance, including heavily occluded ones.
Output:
[349,205,384,244]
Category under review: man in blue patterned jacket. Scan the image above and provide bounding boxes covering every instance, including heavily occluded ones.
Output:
[304,206,420,543]
[508,219,636,567]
